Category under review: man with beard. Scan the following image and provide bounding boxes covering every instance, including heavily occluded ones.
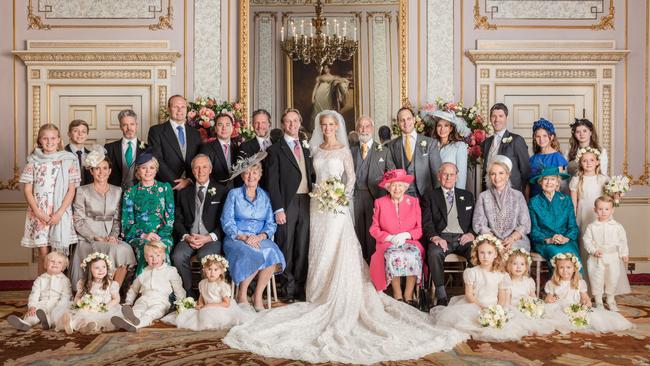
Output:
[350,116,394,263]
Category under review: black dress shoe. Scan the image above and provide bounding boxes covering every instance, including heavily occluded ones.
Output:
[407,300,418,308]
[436,297,449,306]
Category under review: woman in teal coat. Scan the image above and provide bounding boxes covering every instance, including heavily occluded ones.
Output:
[528,166,582,271]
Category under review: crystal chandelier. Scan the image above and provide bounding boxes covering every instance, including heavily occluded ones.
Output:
[280,0,358,73]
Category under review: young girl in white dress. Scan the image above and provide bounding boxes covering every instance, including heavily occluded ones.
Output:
[544,253,633,334]
[501,248,555,336]
[431,234,528,341]
[7,252,71,331]
[57,253,121,334]
[20,124,80,274]
[164,254,255,331]
[569,147,630,296]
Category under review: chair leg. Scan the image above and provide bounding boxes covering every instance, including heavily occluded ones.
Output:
[266,280,272,309]
[536,262,541,297]
[271,274,278,302]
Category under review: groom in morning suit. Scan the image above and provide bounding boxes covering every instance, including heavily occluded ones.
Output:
[421,162,475,306]
[148,95,201,190]
[266,108,314,302]
[105,109,147,189]
[387,107,441,197]
[481,103,530,192]
[351,116,394,263]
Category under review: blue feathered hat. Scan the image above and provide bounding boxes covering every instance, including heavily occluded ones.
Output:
[532,118,556,135]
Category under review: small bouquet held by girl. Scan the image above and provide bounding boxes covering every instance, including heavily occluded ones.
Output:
[309,177,349,214]
[163,254,256,331]
[603,175,630,207]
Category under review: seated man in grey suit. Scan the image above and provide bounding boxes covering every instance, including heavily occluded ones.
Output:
[172,154,227,298]
[351,116,394,263]
[421,162,475,306]
[386,107,441,197]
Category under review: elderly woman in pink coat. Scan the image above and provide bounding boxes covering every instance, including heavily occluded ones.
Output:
[369,169,425,307]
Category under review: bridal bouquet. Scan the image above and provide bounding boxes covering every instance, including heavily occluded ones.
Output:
[309,177,349,214]
[517,297,545,319]
[74,294,108,313]
[478,304,510,328]
[563,303,592,328]
[174,297,196,314]
[604,175,630,207]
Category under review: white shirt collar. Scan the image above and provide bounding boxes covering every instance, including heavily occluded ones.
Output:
[495,129,507,139]
[442,186,455,196]
[284,134,300,145]
[362,140,374,149]
[69,144,84,154]
[257,136,269,146]
[196,180,210,190]
[169,120,184,131]
[402,130,418,142]
[122,137,138,147]
[218,138,230,145]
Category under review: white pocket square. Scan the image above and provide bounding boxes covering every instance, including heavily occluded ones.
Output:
[465,206,472,210]
[423,153,429,156]
[211,201,220,205]
[379,158,385,162]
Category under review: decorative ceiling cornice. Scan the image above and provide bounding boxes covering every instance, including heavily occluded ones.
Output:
[466,50,629,63]
[13,51,181,63]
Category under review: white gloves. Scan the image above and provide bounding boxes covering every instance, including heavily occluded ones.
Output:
[387,232,411,246]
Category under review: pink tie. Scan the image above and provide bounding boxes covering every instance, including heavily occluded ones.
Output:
[293,140,301,161]
[223,143,229,159]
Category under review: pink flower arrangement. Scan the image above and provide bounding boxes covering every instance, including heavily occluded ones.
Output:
[174,97,253,144]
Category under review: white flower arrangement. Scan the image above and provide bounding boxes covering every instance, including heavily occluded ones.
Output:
[472,233,504,252]
[201,254,229,269]
[419,140,427,147]
[80,252,113,271]
[82,145,107,169]
[302,140,310,149]
[604,175,630,207]
[574,146,601,163]
[501,136,513,144]
[75,294,108,313]
[139,141,146,150]
[550,252,582,272]
[563,303,592,328]
[207,187,217,196]
[517,297,545,319]
[309,177,349,214]
[174,297,196,314]
[375,143,383,152]
[478,304,510,328]
[504,248,532,266]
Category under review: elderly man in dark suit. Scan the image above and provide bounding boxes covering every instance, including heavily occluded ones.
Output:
[105,109,146,189]
[199,112,239,187]
[421,162,475,306]
[148,95,201,190]
[481,103,531,192]
[266,108,314,302]
[171,154,227,298]
[386,107,441,198]
[350,116,394,263]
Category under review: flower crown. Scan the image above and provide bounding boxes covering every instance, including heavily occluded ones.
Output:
[472,234,504,252]
[504,248,532,266]
[83,145,107,169]
[201,254,229,269]
[550,252,582,272]
[574,146,601,163]
[80,252,113,271]
[532,118,556,135]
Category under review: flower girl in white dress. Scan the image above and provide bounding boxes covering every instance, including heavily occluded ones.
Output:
[164,254,254,331]
[544,253,632,334]
[501,248,554,336]
[431,234,529,341]
[57,253,121,333]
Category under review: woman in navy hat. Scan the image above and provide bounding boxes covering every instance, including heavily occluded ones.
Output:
[528,166,581,270]
[121,149,175,275]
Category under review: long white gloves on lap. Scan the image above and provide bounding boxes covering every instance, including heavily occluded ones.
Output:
[386,232,411,246]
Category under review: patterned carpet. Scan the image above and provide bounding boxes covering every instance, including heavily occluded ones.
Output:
[1,286,648,366]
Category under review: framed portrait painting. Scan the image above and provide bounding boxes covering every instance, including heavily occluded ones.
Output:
[286,57,359,133]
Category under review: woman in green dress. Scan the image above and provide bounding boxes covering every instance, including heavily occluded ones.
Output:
[121,152,174,274]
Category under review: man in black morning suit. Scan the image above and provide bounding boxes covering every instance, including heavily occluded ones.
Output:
[104,109,146,189]
[171,154,227,298]
[237,109,272,189]
[350,116,394,263]
[198,112,240,188]
[266,108,314,301]
[147,95,201,191]
[421,162,475,306]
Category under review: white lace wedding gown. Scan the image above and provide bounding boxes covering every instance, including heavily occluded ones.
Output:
[223,146,468,365]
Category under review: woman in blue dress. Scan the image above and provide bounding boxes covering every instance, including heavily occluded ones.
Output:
[528,166,582,271]
[221,152,286,311]
[529,118,568,197]
[429,109,470,189]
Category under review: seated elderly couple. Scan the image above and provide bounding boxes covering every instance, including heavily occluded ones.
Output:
[74,146,284,310]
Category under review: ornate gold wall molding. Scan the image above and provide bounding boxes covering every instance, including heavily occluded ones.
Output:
[398,0,407,106]
[479,69,489,79]
[32,86,41,149]
[158,86,167,123]
[14,52,181,63]
[602,84,612,173]
[239,1,249,118]
[48,70,152,79]
[26,0,174,30]
[466,51,628,63]
[479,84,489,121]
[473,0,615,30]
[603,68,613,78]
[495,69,597,79]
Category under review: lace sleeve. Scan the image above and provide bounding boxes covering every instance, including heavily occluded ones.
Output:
[342,148,356,195]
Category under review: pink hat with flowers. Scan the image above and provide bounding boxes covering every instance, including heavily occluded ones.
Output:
[378,169,415,189]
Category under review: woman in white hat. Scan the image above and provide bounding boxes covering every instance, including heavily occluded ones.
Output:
[430,110,470,189]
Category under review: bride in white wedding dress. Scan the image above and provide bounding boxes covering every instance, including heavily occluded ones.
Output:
[223,110,468,365]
